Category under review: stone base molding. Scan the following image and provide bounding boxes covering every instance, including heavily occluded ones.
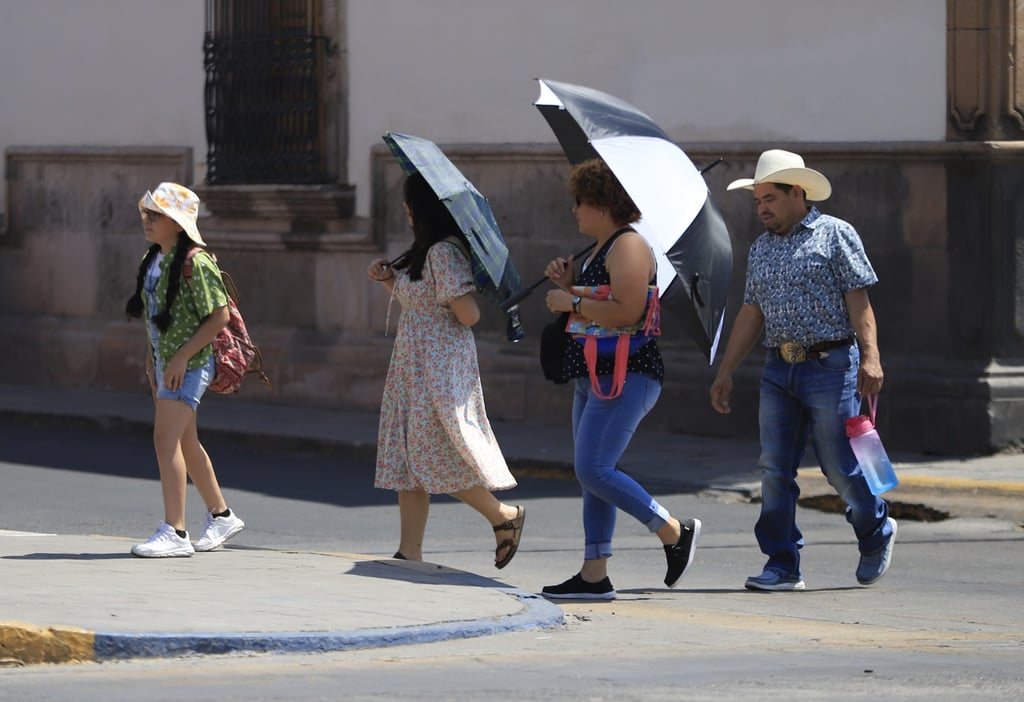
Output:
[2,142,1024,455]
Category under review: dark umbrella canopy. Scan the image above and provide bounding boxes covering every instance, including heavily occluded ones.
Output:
[536,79,671,163]
[383,132,524,340]
[534,79,733,364]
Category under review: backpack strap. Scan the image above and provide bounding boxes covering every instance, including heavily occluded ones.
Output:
[182,247,230,322]
[183,248,219,288]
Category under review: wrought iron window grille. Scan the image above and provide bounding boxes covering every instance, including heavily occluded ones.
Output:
[204,0,328,184]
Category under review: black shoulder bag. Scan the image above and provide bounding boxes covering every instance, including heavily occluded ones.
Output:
[539,311,570,384]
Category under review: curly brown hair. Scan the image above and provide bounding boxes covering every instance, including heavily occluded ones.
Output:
[568,158,641,225]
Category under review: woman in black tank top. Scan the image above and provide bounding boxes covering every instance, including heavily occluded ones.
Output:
[539,159,702,600]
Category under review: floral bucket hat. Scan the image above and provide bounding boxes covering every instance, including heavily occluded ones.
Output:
[138,182,205,246]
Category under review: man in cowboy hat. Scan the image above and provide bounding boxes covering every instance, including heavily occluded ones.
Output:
[710,149,895,591]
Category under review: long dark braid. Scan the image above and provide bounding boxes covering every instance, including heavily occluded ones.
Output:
[124,232,196,332]
[125,244,161,319]
[151,232,195,332]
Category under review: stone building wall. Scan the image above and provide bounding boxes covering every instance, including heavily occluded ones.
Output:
[2,142,1023,455]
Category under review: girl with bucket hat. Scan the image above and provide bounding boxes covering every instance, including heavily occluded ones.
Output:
[124,182,245,557]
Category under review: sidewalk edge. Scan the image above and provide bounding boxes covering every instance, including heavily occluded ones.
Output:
[0,589,563,665]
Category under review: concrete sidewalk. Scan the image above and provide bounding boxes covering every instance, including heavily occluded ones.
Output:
[0,530,561,666]
[1,382,1021,665]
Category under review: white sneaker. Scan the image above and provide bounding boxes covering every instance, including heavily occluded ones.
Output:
[194,511,245,552]
[131,522,194,558]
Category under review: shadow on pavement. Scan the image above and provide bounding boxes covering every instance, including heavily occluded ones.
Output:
[0,418,585,508]
[345,558,511,589]
[2,551,131,561]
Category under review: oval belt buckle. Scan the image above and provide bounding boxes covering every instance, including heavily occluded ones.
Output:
[779,340,806,364]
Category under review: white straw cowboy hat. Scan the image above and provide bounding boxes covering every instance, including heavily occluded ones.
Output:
[726,149,832,202]
[138,182,206,246]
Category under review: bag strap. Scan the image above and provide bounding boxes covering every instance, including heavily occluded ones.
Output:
[582,334,631,400]
[182,246,215,283]
[182,247,204,323]
[582,227,634,272]
[575,228,654,401]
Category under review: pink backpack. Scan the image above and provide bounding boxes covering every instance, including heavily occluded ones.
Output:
[184,249,270,394]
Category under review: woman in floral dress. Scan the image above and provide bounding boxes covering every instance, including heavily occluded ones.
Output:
[367,173,525,569]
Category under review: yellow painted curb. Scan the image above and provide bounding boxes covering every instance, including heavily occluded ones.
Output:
[893,475,1024,497]
[797,469,1024,498]
[0,622,94,665]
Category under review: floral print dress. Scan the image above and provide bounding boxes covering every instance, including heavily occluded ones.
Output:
[375,241,516,494]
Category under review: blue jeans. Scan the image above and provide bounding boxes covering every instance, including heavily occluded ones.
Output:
[756,344,891,576]
[572,374,669,560]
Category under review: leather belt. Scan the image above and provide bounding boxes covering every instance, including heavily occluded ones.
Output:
[776,337,853,364]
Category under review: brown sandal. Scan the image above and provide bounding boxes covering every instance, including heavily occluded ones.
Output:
[493,505,525,570]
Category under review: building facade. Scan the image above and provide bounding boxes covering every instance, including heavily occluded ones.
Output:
[1,0,1022,454]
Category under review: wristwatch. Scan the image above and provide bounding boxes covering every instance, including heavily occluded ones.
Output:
[571,295,582,314]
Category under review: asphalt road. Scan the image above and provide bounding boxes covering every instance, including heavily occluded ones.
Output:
[2,421,1023,701]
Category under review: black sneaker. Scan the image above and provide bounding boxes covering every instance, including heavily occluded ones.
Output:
[541,573,617,600]
[663,518,701,587]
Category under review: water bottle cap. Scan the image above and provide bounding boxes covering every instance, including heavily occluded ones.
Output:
[845,414,874,438]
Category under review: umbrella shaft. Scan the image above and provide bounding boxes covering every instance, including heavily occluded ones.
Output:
[499,242,596,311]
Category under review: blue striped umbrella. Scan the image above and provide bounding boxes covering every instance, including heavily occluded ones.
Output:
[383,132,523,324]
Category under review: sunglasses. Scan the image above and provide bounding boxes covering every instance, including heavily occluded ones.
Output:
[140,209,166,222]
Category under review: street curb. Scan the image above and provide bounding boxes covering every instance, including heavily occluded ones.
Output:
[94,587,563,661]
[0,622,95,667]
[0,588,564,665]
[891,475,1024,497]
[795,468,1024,499]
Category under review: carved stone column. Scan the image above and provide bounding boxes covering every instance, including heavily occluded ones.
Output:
[948,0,1024,139]
[322,0,347,184]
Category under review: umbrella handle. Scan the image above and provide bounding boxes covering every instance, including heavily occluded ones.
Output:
[506,305,525,342]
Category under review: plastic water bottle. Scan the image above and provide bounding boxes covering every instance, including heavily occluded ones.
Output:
[845,413,899,495]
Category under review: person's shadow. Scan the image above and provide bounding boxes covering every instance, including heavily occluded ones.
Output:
[3,551,131,561]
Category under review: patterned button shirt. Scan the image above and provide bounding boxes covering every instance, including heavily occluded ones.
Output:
[142,245,229,371]
[744,207,877,348]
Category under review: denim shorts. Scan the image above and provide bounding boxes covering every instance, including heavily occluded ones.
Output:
[153,356,215,411]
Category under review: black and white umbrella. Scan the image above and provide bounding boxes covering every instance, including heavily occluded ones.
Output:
[534,79,733,364]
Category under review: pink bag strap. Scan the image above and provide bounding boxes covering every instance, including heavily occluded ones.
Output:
[582,335,631,400]
[866,393,878,425]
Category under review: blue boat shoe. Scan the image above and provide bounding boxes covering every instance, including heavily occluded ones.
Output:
[856,517,897,585]
[745,567,806,591]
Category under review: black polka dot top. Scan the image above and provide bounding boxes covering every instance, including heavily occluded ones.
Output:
[562,230,665,385]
